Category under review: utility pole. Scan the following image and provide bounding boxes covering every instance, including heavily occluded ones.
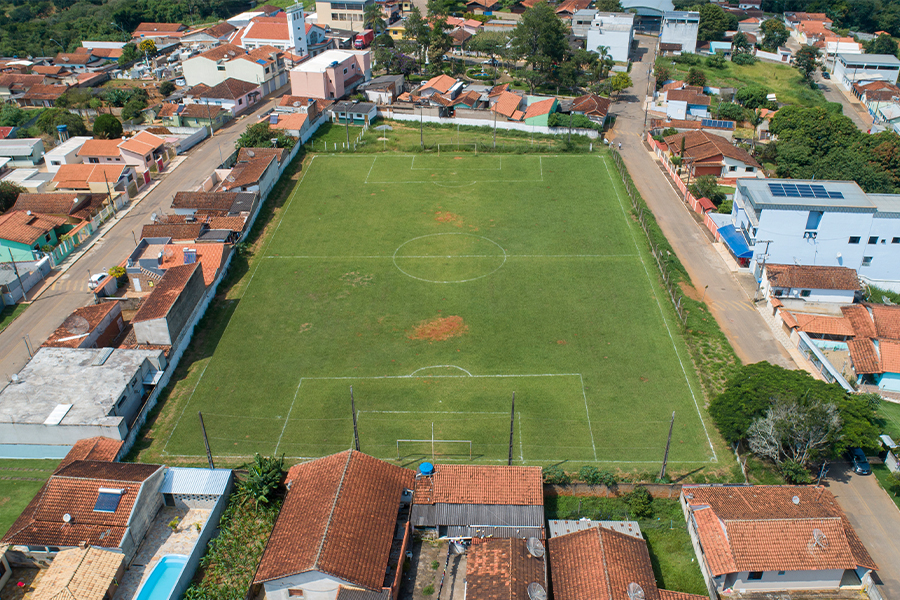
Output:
[568,112,572,144]
[419,105,424,149]
[7,249,25,300]
[345,109,350,149]
[508,392,515,466]
[198,412,215,469]
[753,240,773,301]
[103,170,116,216]
[659,411,675,480]
[493,108,497,149]
[351,386,361,452]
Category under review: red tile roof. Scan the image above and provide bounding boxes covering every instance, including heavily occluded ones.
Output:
[222,154,277,190]
[22,84,68,101]
[171,191,242,211]
[779,309,799,329]
[254,450,414,588]
[197,43,245,61]
[466,538,546,600]
[78,139,123,158]
[189,78,259,100]
[157,243,227,286]
[524,97,556,120]
[13,192,91,216]
[207,216,247,231]
[1,461,162,549]
[870,304,900,340]
[56,437,123,471]
[134,22,185,33]
[53,164,128,190]
[663,130,759,168]
[555,0,591,14]
[43,303,120,349]
[237,147,286,164]
[141,222,204,240]
[178,103,231,120]
[54,53,94,65]
[793,313,854,337]
[268,112,308,132]
[683,485,877,576]
[572,93,610,118]
[157,103,180,118]
[667,89,711,106]
[206,21,238,38]
[842,305,877,338]
[421,74,457,94]
[880,339,900,373]
[848,338,881,374]
[119,130,165,155]
[549,526,661,600]
[133,263,201,322]
[413,465,543,505]
[0,210,67,245]
[492,91,522,119]
[765,264,859,291]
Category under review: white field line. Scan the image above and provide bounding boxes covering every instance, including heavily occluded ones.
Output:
[360,410,508,415]
[579,373,598,461]
[264,254,638,259]
[274,378,304,455]
[162,156,320,457]
[410,154,503,171]
[365,156,378,182]
[601,155,718,463]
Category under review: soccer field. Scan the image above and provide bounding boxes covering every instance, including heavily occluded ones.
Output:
[163,152,717,467]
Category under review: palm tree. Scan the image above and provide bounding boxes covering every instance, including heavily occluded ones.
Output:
[363,4,387,34]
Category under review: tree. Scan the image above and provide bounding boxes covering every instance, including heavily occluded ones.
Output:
[93,113,123,139]
[122,97,147,122]
[236,122,297,151]
[469,31,509,66]
[715,101,748,121]
[511,2,569,73]
[0,102,26,127]
[868,33,899,56]
[556,59,579,94]
[595,0,623,9]
[519,68,545,94]
[654,64,671,90]
[735,85,770,109]
[689,175,725,205]
[795,45,821,81]
[237,454,284,508]
[706,53,726,69]
[686,67,706,87]
[760,18,789,51]
[732,31,751,54]
[747,395,841,468]
[426,17,452,75]
[609,71,632,101]
[35,108,87,136]
[118,43,139,66]
[697,4,737,42]
[159,81,176,97]
[403,6,430,62]
[0,180,24,213]
[137,38,157,60]
[363,3,386,33]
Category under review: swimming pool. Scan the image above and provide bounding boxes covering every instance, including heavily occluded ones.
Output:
[134,555,188,600]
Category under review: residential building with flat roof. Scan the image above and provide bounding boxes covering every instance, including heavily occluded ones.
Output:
[834,53,900,91]
[586,12,634,62]
[289,49,371,99]
[661,11,699,53]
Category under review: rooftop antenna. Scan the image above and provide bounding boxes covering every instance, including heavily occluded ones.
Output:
[627,583,645,600]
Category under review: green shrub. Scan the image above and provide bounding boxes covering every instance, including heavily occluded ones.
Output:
[430,560,439,570]
[578,465,617,487]
[674,53,700,65]
[423,584,435,596]
[159,81,176,96]
[625,486,653,518]
[93,113,123,139]
[238,454,284,507]
[731,53,757,66]
[780,460,812,484]
[543,465,570,485]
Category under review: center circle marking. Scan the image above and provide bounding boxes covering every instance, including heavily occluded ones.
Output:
[392,233,507,283]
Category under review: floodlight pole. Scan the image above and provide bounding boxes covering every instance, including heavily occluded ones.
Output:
[659,411,675,481]
[508,392,515,466]
[351,386,361,452]
[198,411,215,469]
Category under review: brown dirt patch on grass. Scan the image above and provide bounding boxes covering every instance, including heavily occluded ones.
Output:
[408,316,468,341]
[435,211,463,227]
[678,280,702,301]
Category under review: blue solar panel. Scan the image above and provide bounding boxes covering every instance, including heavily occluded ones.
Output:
[829,191,844,199]
[93,491,122,513]
[768,183,786,196]
[769,182,844,201]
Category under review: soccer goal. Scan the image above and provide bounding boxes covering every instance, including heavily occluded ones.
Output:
[396,438,473,460]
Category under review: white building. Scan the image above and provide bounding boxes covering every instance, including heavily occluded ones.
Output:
[834,53,900,91]
[232,4,309,56]
[660,11,699,54]
[586,12,635,63]
[43,136,91,173]
[182,44,288,95]
[761,263,860,304]
[726,179,900,291]
[571,9,596,38]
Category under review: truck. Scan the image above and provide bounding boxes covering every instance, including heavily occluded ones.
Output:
[354,29,374,49]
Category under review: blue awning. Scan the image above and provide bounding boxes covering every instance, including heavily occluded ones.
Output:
[718,224,753,259]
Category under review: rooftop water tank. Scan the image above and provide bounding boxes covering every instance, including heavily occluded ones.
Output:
[419,462,434,476]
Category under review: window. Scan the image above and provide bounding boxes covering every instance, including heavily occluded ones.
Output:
[288,591,304,598]
[217,65,225,71]
[777,571,786,575]
[805,210,823,230]
[869,236,879,244]
[862,256,873,266]
[238,99,242,105]
[893,237,900,244]
[729,165,737,172]
[746,166,755,172]
[774,289,784,297]
[44,234,51,242]
[800,290,811,297]
[93,488,123,512]
[89,157,99,163]
[748,572,764,581]
[343,67,348,74]
[849,236,861,244]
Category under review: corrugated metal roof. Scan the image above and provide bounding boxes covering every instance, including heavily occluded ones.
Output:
[446,525,545,539]
[161,467,232,495]
[412,503,544,529]
[548,519,643,539]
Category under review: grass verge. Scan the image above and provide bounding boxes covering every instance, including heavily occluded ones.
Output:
[872,463,900,511]
[0,303,27,333]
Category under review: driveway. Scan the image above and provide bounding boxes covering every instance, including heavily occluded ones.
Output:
[814,71,873,132]
[608,35,794,368]
[0,87,287,388]
[826,463,900,599]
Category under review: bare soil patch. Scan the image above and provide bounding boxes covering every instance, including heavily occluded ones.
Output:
[409,316,468,341]
[435,211,464,227]
[678,281,702,301]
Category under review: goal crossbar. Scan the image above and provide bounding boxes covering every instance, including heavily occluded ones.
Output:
[396,439,472,460]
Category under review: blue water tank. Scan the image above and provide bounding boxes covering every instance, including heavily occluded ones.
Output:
[419,462,434,476]
[56,124,68,132]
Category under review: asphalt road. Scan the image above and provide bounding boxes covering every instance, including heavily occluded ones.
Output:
[815,69,874,132]
[0,88,286,388]
[826,463,900,599]
[609,36,794,368]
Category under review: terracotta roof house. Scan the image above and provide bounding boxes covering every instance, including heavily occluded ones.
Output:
[140,222,205,241]
[681,485,877,594]
[466,0,499,13]
[12,192,98,220]
[555,0,591,18]
[132,262,206,346]
[762,264,860,304]
[840,304,900,390]
[491,90,524,120]
[1,460,166,562]
[118,131,169,172]
[183,78,262,116]
[253,450,415,600]
[171,191,258,219]
[411,464,544,538]
[0,210,67,258]
[523,97,558,126]
[569,93,612,122]
[133,22,187,38]
[466,538,547,600]
[42,302,126,350]
[19,84,69,107]
[417,74,459,97]
[29,545,125,600]
[52,164,139,198]
[56,437,124,471]
[662,130,760,179]
[220,151,280,195]
[550,521,705,600]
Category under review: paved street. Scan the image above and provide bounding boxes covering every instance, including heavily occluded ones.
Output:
[826,463,900,600]
[0,88,286,388]
[815,69,874,132]
[609,36,794,368]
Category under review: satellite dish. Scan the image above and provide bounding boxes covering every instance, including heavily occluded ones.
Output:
[151,212,158,222]
[792,496,800,505]
[527,583,547,600]
[63,513,72,523]
[226,175,235,182]
[247,149,255,157]
[292,100,301,107]
[813,529,828,548]
[627,583,645,600]
[63,315,91,336]
[526,537,545,558]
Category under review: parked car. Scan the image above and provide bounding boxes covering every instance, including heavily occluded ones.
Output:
[849,447,871,475]
[822,71,831,79]
[175,78,186,86]
[88,273,107,290]
[482,58,499,67]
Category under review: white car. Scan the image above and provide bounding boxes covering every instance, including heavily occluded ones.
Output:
[175,78,186,86]
[88,273,107,290]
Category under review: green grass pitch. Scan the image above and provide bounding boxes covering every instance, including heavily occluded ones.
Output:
[163,152,717,467]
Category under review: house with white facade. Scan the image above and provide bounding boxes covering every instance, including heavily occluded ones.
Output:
[682,485,877,594]
[585,12,634,63]
[183,78,262,116]
[662,130,760,179]
[665,87,710,119]
[834,53,900,91]
[661,11,699,54]
[726,179,900,291]
[232,4,309,56]
[43,136,91,173]
[182,43,288,95]
[571,9,596,37]
[761,264,859,304]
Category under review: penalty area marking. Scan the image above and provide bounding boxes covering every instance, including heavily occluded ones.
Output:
[602,155,718,463]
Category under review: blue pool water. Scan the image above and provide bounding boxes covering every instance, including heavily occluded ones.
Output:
[134,555,188,600]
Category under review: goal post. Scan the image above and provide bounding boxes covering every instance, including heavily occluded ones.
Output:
[396,439,473,460]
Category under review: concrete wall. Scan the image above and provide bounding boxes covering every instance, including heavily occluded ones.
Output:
[182,57,226,88]
[661,18,698,53]
[722,154,758,178]
[133,265,206,346]
[1,256,51,304]
[721,569,845,592]
[264,571,351,600]
[119,466,166,564]
[374,111,601,139]
[0,420,129,446]
[586,23,633,62]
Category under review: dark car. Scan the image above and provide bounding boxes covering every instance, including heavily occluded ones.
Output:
[822,71,831,79]
[849,447,871,475]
